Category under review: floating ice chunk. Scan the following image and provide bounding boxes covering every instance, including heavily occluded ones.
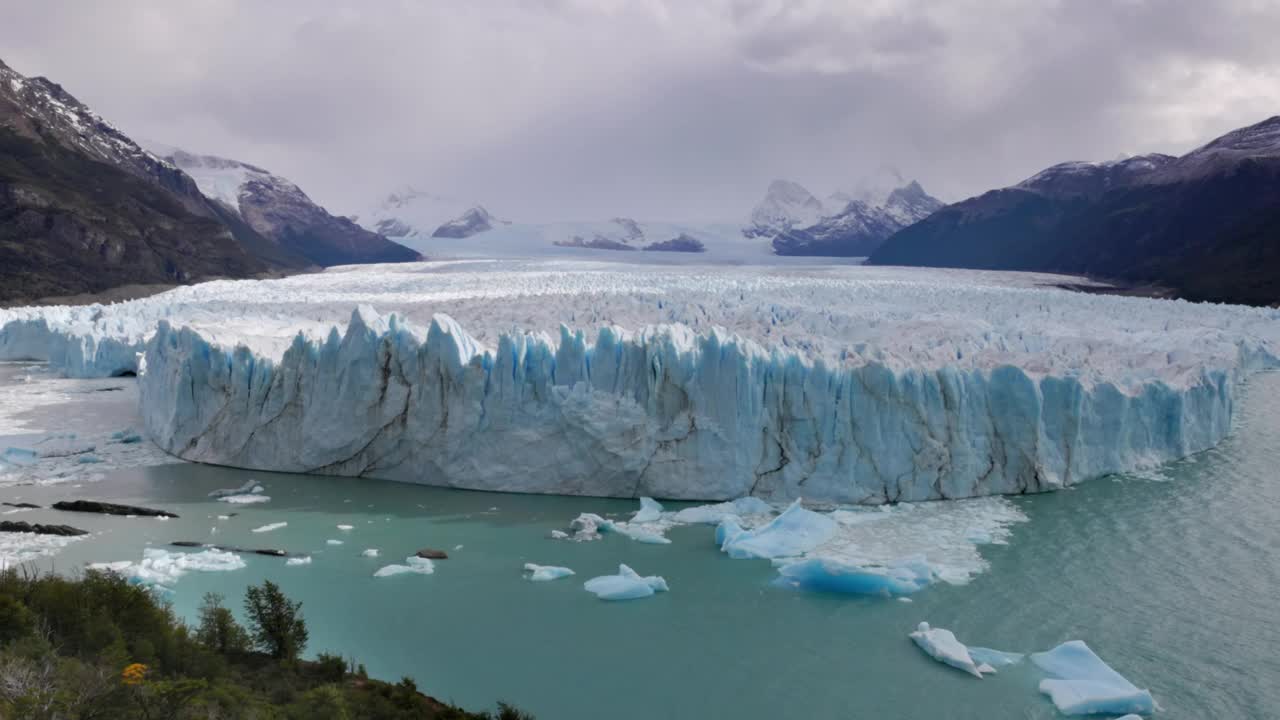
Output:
[968,646,1025,670]
[286,556,312,566]
[1030,640,1155,716]
[326,539,344,546]
[568,512,613,541]
[218,493,269,504]
[252,522,287,533]
[216,515,230,520]
[373,556,435,577]
[612,525,672,545]
[715,516,746,547]
[34,434,95,458]
[337,524,354,531]
[673,497,773,525]
[361,548,379,557]
[1,447,38,467]
[632,497,664,523]
[720,499,836,560]
[251,484,265,494]
[583,564,669,601]
[909,622,997,679]
[111,429,143,444]
[89,548,245,587]
[774,555,935,597]
[549,530,569,540]
[208,480,260,498]
[524,563,575,581]
[77,454,102,464]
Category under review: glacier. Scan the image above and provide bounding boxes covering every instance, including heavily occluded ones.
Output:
[3,260,1278,503]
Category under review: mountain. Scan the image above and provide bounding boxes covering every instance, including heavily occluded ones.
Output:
[353,188,500,241]
[0,58,288,302]
[747,176,944,256]
[150,145,420,267]
[868,116,1280,305]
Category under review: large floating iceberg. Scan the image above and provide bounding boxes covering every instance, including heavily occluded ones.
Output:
[4,261,1278,502]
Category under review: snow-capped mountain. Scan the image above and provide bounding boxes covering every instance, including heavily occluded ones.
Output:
[869,115,1280,305]
[749,175,944,256]
[353,187,500,241]
[0,57,287,301]
[150,145,420,267]
[744,180,827,238]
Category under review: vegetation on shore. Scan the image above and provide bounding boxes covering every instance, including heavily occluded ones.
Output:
[0,568,532,719]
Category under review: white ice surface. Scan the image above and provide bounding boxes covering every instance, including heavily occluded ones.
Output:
[251,522,287,533]
[89,547,246,587]
[909,622,997,678]
[0,531,85,570]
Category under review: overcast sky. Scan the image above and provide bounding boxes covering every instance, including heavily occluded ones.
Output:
[4,0,1280,222]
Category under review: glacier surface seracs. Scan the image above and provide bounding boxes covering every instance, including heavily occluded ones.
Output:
[4,261,1278,503]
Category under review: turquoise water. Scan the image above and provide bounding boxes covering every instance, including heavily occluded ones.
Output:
[8,373,1280,718]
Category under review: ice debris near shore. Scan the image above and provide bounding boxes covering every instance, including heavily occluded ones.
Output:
[524,563,575,581]
[776,556,934,597]
[89,548,246,587]
[373,556,435,577]
[219,494,269,505]
[718,499,835,559]
[208,480,262,498]
[583,564,669,601]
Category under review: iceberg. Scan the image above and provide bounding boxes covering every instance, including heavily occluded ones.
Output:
[208,480,262,498]
[524,563,575,581]
[719,499,836,560]
[909,622,999,678]
[774,555,935,597]
[286,556,312,566]
[1030,640,1155,716]
[89,547,246,587]
[631,497,664,523]
[583,564,669,601]
[219,494,269,504]
[373,555,435,577]
[673,497,773,525]
[361,548,380,557]
[251,522,287,533]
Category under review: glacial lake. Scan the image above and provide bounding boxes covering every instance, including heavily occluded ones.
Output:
[4,370,1279,719]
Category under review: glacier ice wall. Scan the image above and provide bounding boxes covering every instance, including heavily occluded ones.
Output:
[139,306,1267,503]
[0,314,143,378]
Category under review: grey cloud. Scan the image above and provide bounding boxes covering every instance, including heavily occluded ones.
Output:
[2,0,1279,221]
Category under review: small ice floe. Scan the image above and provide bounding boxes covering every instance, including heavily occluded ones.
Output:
[568,513,612,541]
[337,524,354,531]
[208,480,260,498]
[523,563,575,582]
[326,539,344,546]
[631,497,664,523]
[774,556,935,597]
[549,530,569,540]
[373,556,435,577]
[1031,641,1154,716]
[216,515,230,520]
[111,429,143,444]
[361,548,379,557]
[286,556,312,566]
[583,564,669,601]
[454,544,463,550]
[219,494,270,504]
[672,497,773,525]
[77,454,102,464]
[251,522,287,533]
[89,548,245,587]
[909,622,1009,678]
[717,499,835,560]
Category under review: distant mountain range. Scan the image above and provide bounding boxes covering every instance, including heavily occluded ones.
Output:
[869,117,1280,305]
[745,174,944,256]
[351,188,502,242]
[0,58,416,303]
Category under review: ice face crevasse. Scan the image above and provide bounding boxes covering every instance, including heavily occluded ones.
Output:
[140,305,1247,503]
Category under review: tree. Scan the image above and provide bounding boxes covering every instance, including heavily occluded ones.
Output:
[243,581,308,661]
[195,593,250,655]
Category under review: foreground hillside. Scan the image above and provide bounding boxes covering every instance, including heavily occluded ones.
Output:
[868,116,1280,306]
[0,569,529,719]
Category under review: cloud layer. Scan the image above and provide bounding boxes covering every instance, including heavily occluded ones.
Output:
[4,0,1279,221]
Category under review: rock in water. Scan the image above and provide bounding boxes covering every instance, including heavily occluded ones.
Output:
[416,548,449,560]
[0,521,89,537]
[52,500,178,518]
